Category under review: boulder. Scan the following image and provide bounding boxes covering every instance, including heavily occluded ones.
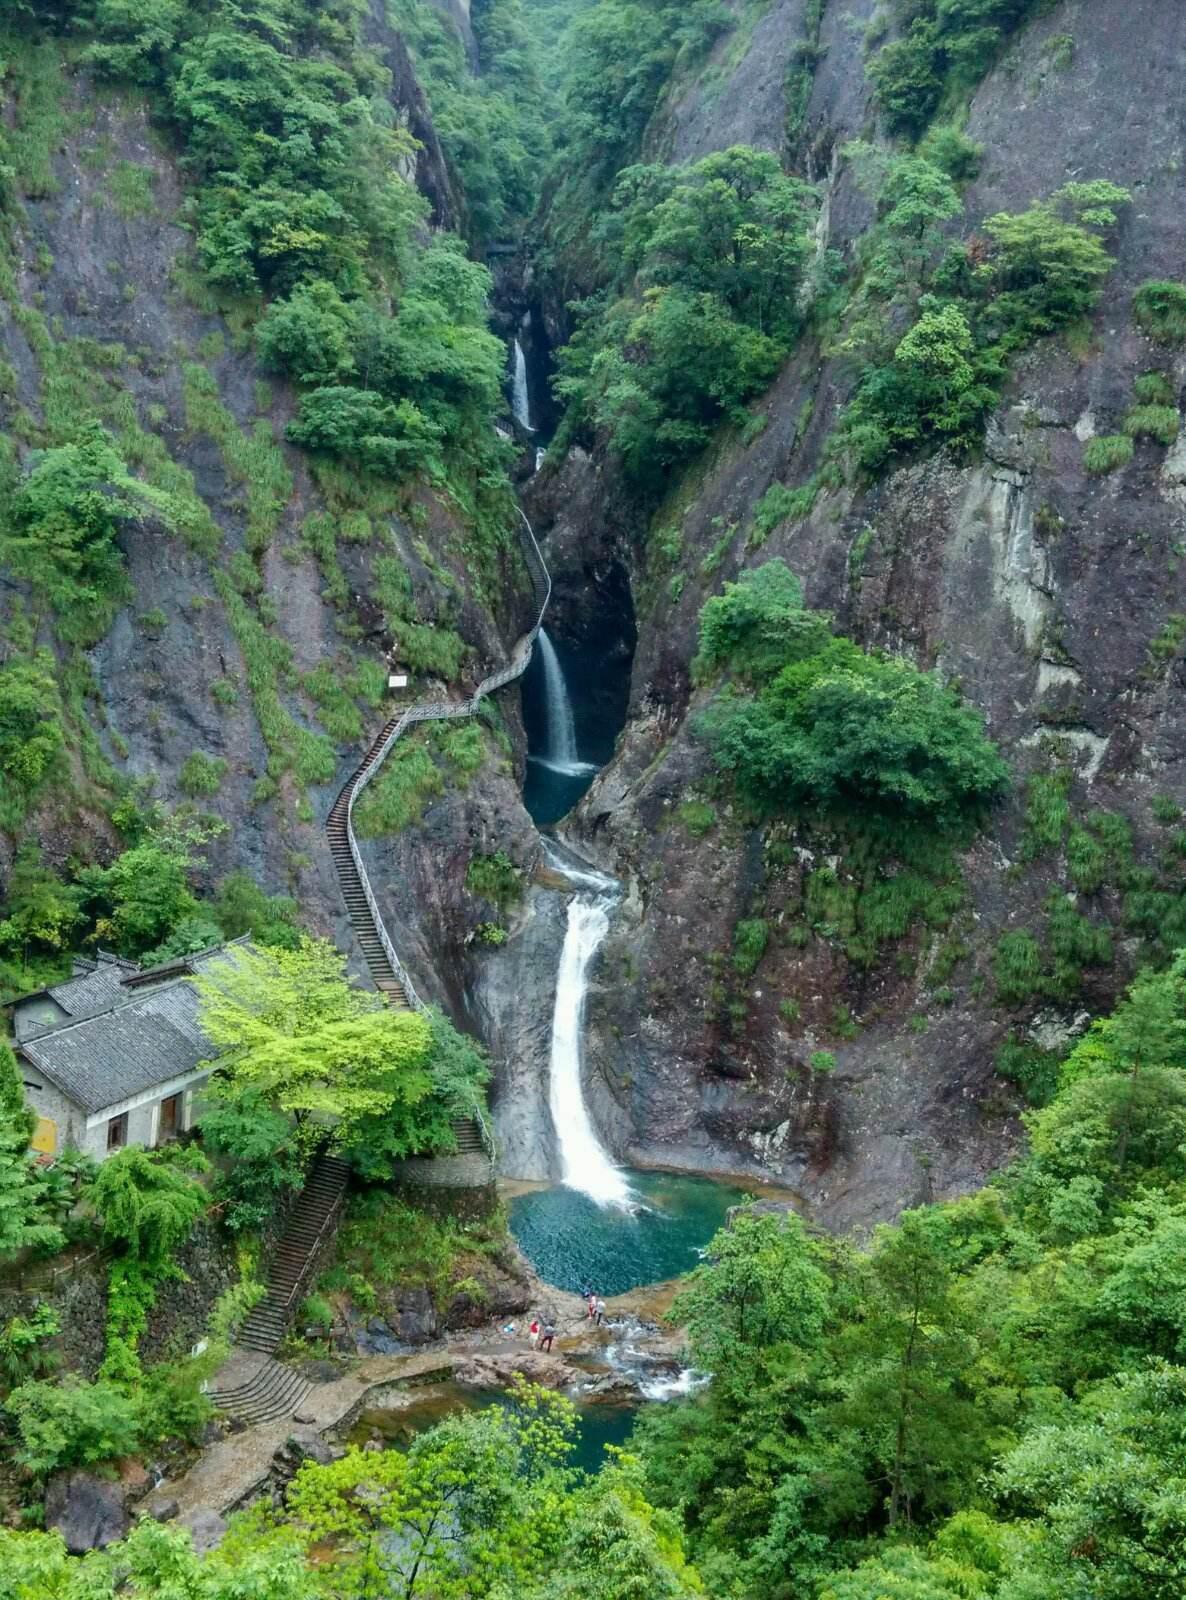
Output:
[186,1509,228,1555]
[45,1471,129,1553]
[143,1496,180,1523]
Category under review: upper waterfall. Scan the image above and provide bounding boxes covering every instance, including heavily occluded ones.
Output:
[536,628,582,771]
[510,337,533,432]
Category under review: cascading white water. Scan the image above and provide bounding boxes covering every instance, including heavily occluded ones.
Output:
[511,338,533,432]
[536,628,581,770]
[549,889,634,1208]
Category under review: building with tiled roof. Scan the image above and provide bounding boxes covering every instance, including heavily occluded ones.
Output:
[8,940,248,1161]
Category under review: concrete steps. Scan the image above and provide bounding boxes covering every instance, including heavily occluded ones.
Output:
[207,1356,313,1426]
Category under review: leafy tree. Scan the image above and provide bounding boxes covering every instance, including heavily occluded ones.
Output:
[555,146,814,485]
[2,424,178,641]
[256,281,359,385]
[979,182,1131,346]
[694,562,1007,826]
[209,871,301,950]
[193,937,435,1154]
[0,1046,64,1262]
[199,1091,306,1231]
[76,815,215,957]
[90,1145,208,1267]
[693,561,825,682]
[993,1362,1186,1600]
[343,1006,491,1180]
[282,1385,579,1598]
[827,1208,990,1528]
[0,654,65,801]
[0,847,82,963]
[0,1305,59,1394]
[285,387,443,478]
[673,1208,831,1363]
[0,1516,317,1596]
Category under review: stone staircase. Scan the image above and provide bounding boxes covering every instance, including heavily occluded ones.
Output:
[206,1353,313,1427]
[327,717,410,1011]
[236,1152,352,1355]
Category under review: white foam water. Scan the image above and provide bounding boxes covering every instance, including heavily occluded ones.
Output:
[511,337,534,432]
[549,892,633,1208]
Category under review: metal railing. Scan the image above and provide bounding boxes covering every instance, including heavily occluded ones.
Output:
[340,511,553,1151]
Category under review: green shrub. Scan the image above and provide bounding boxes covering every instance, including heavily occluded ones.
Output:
[555,147,815,487]
[808,1049,836,1074]
[994,930,1042,1005]
[466,851,523,908]
[995,1037,1063,1106]
[1133,371,1176,406]
[354,736,445,836]
[1123,405,1179,445]
[677,800,717,837]
[178,750,227,797]
[1133,280,1186,346]
[300,1293,334,1332]
[6,1378,142,1476]
[749,482,817,548]
[732,918,769,977]
[1083,434,1133,474]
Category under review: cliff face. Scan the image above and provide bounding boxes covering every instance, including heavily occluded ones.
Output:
[0,32,541,1008]
[520,0,1186,1228]
[7,0,1186,1235]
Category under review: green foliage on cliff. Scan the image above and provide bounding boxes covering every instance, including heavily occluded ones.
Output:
[867,0,1047,140]
[390,0,551,242]
[555,147,815,484]
[839,180,1130,473]
[694,562,1007,828]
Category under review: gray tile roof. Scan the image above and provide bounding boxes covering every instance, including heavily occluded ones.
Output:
[18,978,216,1115]
[23,954,142,1036]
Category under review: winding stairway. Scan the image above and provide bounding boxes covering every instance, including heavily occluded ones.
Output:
[209,514,551,1426]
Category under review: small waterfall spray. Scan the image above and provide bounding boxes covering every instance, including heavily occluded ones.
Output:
[546,852,633,1208]
[536,629,583,771]
[510,338,533,432]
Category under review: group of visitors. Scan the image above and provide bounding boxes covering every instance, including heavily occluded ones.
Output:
[527,1317,556,1352]
[522,1289,609,1354]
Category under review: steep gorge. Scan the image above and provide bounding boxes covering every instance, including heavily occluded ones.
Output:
[2,0,1185,1237]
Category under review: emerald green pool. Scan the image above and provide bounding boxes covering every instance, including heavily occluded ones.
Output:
[349,1384,637,1476]
[509,1170,750,1296]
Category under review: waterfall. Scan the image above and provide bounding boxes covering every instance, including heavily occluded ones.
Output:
[549,888,633,1208]
[510,338,533,432]
[536,628,582,771]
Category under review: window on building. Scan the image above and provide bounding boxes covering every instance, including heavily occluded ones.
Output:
[106,1112,128,1152]
[158,1093,181,1143]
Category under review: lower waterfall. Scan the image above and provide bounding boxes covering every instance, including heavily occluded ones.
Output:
[548,883,633,1208]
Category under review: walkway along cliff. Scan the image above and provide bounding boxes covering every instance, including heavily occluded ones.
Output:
[326,508,554,1169]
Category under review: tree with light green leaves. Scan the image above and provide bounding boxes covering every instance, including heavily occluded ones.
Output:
[194,937,434,1154]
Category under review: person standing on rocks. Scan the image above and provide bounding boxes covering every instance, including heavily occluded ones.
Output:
[587,1292,597,1319]
[528,1317,541,1348]
[540,1323,556,1352]
[594,1298,606,1327]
